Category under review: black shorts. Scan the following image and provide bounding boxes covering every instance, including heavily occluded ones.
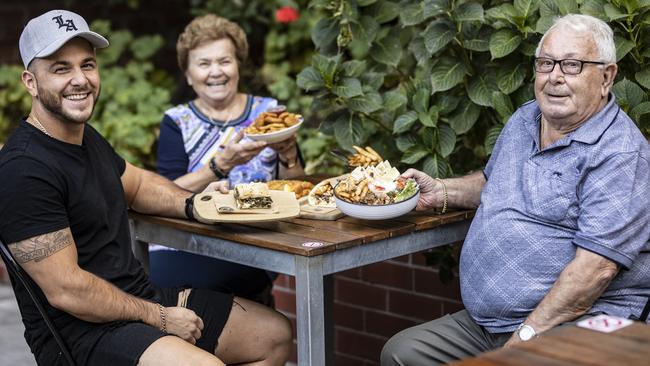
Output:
[80,288,233,366]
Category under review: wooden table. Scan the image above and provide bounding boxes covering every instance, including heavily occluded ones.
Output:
[450,322,650,366]
[129,199,474,366]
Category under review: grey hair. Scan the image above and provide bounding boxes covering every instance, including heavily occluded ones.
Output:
[535,14,616,63]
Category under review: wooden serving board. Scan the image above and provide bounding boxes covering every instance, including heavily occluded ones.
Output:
[194,190,300,223]
[298,197,345,220]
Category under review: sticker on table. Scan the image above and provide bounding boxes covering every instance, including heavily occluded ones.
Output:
[302,241,325,248]
[577,314,633,333]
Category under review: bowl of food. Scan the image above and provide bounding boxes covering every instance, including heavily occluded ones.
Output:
[333,161,420,220]
[245,107,303,144]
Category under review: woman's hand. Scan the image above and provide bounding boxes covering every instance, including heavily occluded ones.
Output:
[214,130,267,172]
[269,135,298,166]
[401,169,444,211]
[203,180,229,193]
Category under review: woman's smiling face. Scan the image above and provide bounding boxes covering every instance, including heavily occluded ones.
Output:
[185,38,240,107]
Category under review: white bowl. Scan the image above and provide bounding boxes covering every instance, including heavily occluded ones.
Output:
[334,189,420,220]
[245,118,303,144]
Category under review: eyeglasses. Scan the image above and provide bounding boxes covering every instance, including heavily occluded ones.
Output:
[533,57,606,75]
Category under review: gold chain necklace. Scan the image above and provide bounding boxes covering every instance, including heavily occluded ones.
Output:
[28,114,52,137]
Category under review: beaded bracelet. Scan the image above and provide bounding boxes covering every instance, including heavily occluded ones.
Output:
[158,303,167,333]
[434,178,448,214]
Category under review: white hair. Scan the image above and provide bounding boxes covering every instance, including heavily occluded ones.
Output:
[535,14,616,63]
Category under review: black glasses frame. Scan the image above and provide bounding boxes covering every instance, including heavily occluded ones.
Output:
[533,57,606,75]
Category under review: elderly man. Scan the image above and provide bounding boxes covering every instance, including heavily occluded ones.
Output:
[381,14,649,365]
[0,10,291,366]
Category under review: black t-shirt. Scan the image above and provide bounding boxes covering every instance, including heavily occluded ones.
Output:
[0,120,156,364]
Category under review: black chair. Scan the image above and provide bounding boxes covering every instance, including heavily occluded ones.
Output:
[0,239,76,366]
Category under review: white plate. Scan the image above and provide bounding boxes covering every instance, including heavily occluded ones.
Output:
[334,189,420,220]
[245,118,303,144]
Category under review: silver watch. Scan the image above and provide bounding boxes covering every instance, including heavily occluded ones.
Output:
[516,323,537,341]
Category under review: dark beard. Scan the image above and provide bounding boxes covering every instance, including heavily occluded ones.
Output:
[36,83,100,125]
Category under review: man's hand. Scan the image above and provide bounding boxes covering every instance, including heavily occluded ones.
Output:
[164,307,204,345]
[502,332,523,348]
[203,180,229,193]
[215,130,267,172]
[401,169,444,211]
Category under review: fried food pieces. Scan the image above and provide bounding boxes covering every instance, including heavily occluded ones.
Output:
[246,107,303,135]
[267,180,314,199]
[347,145,383,167]
[307,179,338,208]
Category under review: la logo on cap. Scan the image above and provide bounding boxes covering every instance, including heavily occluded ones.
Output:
[52,14,78,32]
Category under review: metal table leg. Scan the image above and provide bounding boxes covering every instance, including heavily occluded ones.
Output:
[295,255,326,366]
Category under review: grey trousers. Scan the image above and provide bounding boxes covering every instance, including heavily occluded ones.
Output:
[380,310,511,366]
[380,310,598,366]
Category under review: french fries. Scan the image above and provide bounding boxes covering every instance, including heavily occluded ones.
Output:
[246,107,303,135]
[347,145,383,167]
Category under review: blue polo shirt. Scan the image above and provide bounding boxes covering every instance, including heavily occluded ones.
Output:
[460,95,650,333]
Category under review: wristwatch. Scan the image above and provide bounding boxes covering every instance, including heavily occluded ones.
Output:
[516,323,537,341]
[209,157,228,179]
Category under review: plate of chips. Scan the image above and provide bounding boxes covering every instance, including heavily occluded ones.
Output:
[245,106,303,144]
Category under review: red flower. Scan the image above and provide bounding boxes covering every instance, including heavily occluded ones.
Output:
[275,6,299,24]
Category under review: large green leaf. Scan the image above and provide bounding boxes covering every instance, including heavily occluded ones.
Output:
[431,62,467,93]
[613,78,646,111]
[615,36,635,61]
[370,1,400,23]
[535,15,555,34]
[348,92,383,114]
[351,15,380,47]
[489,29,522,59]
[448,99,481,134]
[468,75,496,107]
[400,2,426,26]
[437,123,456,157]
[369,34,403,66]
[636,69,650,89]
[413,87,431,113]
[485,125,504,155]
[296,67,325,91]
[580,0,607,19]
[401,146,430,164]
[419,106,440,128]
[631,102,650,122]
[312,54,340,87]
[384,88,408,112]
[396,135,417,152]
[422,155,444,178]
[423,21,456,55]
[333,78,363,98]
[497,63,526,94]
[437,94,461,114]
[341,60,367,78]
[455,2,484,22]
[514,0,539,18]
[464,38,490,52]
[485,3,517,23]
[603,3,627,21]
[553,0,578,14]
[409,37,430,65]
[357,0,378,6]
[393,111,419,133]
[424,0,450,18]
[333,112,368,150]
[312,18,340,50]
[491,91,514,118]
[360,72,385,90]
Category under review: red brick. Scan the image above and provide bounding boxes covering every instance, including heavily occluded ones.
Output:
[442,300,465,315]
[388,290,444,321]
[273,288,296,314]
[286,275,296,289]
[365,310,418,338]
[413,268,461,300]
[411,251,429,266]
[337,278,387,310]
[334,302,364,330]
[273,274,289,288]
[337,267,361,279]
[336,328,387,361]
[361,262,413,290]
[288,340,298,364]
[392,255,409,263]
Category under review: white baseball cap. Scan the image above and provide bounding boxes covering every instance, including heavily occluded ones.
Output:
[19,9,109,68]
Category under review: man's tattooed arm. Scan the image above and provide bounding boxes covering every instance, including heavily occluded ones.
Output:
[9,229,73,263]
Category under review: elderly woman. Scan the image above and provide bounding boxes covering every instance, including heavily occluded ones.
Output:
[149,14,304,304]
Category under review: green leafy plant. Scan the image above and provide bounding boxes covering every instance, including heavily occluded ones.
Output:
[0,21,172,168]
[298,0,650,280]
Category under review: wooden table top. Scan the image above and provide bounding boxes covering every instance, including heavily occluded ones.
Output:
[449,322,650,366]
[130,209,474,257]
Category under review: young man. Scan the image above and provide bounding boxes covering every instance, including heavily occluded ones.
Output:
[0,10,291,366]
[382,14,650,365]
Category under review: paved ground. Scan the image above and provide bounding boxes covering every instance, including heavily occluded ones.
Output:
[0,283,35,365]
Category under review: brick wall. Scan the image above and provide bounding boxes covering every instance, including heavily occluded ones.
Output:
[272,249,464,365]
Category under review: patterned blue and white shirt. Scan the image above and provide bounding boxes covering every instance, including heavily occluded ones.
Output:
[461,95,650,333]
[157,95,279,186]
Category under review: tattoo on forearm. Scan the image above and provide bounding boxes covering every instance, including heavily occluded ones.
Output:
[9,230,73,263]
